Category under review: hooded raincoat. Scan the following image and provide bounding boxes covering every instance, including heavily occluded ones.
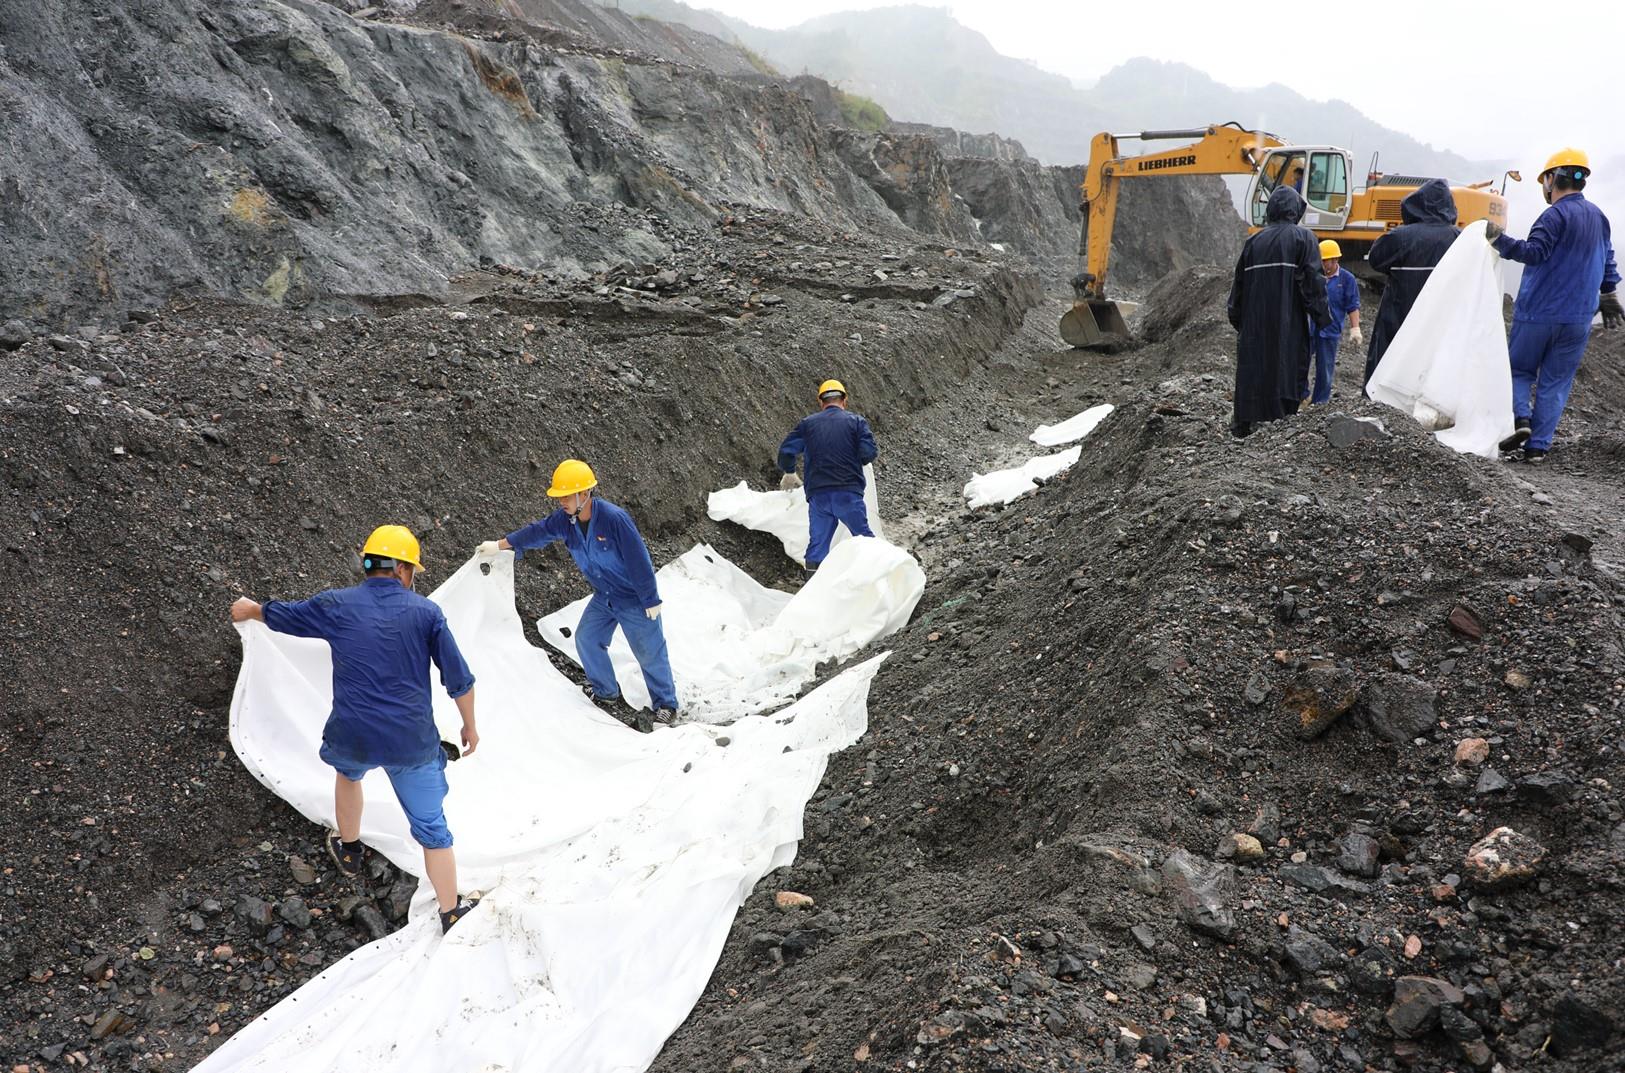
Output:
[1364,179,1459,383]
[1227,186,1331,425]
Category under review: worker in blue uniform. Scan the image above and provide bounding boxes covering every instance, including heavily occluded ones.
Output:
[481,459,677,732]
[1305,239,1362,405]
[1488,148,1622,463]
[230,524,481,934]
[776,379,879,572]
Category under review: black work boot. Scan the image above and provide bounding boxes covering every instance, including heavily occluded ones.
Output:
[1498,417,1531,453]
[585,686,622,713]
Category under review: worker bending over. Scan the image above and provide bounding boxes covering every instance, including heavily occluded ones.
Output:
[777,379,878,573]
[480,460,677,732]
[1488,149,1621,463]
[230,525,481,934]
[1305,240,1361,405]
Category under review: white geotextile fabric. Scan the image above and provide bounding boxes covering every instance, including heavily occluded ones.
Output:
[963,446,1082,508]
[706,463,883,564]
[210,549,901,1073]
[538,537,925,722]
[1367,220,1515,459]
[1029,403,1114,447]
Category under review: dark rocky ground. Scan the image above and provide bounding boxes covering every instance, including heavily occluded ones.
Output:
[7,235,1625,1072]
[650,279,1625,1073]
[0,200,1059,1070]
[3,2,1622,1073]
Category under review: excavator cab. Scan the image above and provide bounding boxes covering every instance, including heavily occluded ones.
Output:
[1060,124,1508,349]
[1245,146,1354,231]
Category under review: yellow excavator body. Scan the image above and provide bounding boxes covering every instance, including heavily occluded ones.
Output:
[1061,123,1510,348]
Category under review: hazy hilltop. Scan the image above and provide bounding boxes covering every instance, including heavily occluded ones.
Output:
[1090,59,1493,181]
[601,1,1496,179]
[715,4,1114,160]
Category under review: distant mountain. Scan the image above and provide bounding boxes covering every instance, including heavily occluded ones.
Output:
[589,0,739,45]
[717,5,1114,163]
[1089,59,1495,182]
[596,1,1497,181]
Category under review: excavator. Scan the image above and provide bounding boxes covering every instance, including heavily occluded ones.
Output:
[1059,122,1510,347]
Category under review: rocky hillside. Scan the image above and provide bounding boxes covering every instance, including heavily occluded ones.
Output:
[0,0,1242,336]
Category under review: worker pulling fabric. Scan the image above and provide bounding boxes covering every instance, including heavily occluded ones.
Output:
[1488,148,1620,463]
[1363,179,1460,387]
[776,379,879,573]
[480,460,678,732]
[230,524,481,934]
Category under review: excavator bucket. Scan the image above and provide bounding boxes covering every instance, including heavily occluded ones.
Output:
[1059,299,1132,348]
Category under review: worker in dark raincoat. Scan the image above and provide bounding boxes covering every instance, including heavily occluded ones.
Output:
[1363,178,1459,387]
[1227,186,1331,437]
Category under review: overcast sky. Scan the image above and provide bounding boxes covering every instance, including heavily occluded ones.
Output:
[698,0,1622,228]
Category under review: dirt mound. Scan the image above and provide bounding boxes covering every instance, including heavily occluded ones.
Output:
[647,295,1625,1072]
[1139,264,1235,343]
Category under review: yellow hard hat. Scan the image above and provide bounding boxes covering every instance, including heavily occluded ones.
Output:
[1319,240,1342,260]
[547,458,598,498]
[1539,148,1590,181]
[817,379,847,399]
[362,524,424,569]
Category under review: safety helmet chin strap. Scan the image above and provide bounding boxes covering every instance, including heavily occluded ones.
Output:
[567,490,591,522]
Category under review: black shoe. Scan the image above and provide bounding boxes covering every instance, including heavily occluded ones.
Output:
[652,707,676,726]
[632,710,654,734]
[326,832,364,879]
[585,686,623,712]
[1230,421,1254,439]
[1498,418,1531,453]
[439,896,479,934]
[803,563,819,578]
[1522,448,1548,465]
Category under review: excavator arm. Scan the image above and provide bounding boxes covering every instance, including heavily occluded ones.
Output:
[1062,124,1282,347]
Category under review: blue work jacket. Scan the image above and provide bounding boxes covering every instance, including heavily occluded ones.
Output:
[1316,267,1360,339]
[777,405,879,496]
[506,498,661,610]
[264,577,474,767]
[1494,193,1620,325]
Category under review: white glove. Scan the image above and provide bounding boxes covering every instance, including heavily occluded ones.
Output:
[779,472,802,491]
[477,540,502,556]
[1350,326,1363,346]
[645,604,662,620]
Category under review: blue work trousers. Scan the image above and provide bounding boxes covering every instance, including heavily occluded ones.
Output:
[320,741,452,849]
[1509,320,1591,451]
[806,489,873,566]
[576,592,679,711]
[1302,335,1339,405]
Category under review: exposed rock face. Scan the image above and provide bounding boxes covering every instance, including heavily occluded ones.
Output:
[0,0,912,326]
[827,131,982,245]
[890,122,1033,163]
[2,0,1244,329]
